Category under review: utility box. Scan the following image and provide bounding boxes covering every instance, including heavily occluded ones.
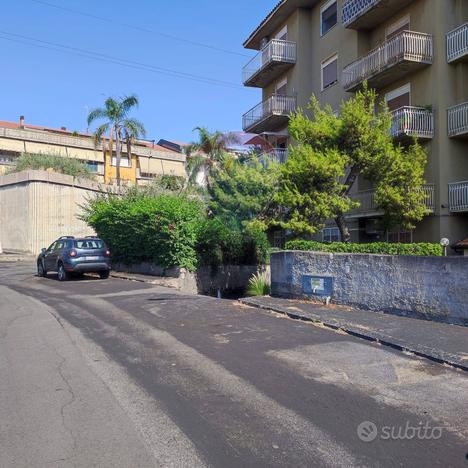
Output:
[302,275,334,297]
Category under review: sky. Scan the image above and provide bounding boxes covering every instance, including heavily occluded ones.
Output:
[0,0,274,143]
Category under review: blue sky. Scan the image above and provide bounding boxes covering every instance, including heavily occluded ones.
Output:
[0,0,273,143]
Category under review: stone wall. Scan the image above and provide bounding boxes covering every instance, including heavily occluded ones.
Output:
[113,263,269,297]
[271,250,468,325]
[0,170,106,253]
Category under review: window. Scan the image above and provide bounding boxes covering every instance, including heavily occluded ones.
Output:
[322,227,341,242]
[75,239,105,249]
[321,54,338,90]
[321,0,337,36]
[275,25,288,41]
[275,77,288,95]
[386,15,410,40]
[86,161,99,172]
[111,156,131,167]
[387,230,412,244]
[273,231,286,249]
[385,83,411,111]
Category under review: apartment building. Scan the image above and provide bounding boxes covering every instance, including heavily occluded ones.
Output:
[242,0,468,246]
[0,117,186,185]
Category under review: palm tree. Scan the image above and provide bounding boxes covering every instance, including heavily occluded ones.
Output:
[185,127,239,187]
[87,95,146,187]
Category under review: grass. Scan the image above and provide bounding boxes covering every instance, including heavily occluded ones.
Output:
[7,153,94,179]
[246,271,271,297]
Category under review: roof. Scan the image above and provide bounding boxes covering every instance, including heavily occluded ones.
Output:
[243,0,319,50]
[453,238,468,249]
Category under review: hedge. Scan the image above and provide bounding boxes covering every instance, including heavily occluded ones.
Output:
[83,193,206,270]
[196,218,270,267]
[82,192,270,270]
[285,240,443,256]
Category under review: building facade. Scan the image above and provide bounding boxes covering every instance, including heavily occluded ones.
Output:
[242,0,468,246]
[0,118,186,186]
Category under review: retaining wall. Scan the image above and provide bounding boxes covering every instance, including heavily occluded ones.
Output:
[113,263,269,296]
[0,170,108,253]
[271,250,468,325]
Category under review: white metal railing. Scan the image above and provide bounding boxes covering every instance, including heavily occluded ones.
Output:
[391,106,434,139]
[342,31,433,90]
[263,148,288,164]
[448,102,468,137]
[243,39,296,84]
[349,184,435,214]
[342,0,381,27]
[447,23,468,63]
[0,127,183,160]
[242,95,296,131]
[449,181,468,212]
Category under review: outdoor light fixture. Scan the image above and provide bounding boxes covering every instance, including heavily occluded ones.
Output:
[440,238,450,256]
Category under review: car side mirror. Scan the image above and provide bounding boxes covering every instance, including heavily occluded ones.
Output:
[41,248,46,254]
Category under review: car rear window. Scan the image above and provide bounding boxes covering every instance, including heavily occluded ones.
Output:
[74,239,105,249]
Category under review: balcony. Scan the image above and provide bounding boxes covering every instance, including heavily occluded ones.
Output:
[347,184,435,218]
[0,127,184,161]
[242,95,296,134]
[449,181,468,212]
[448,102,468,138]
[342,31,433,92]
[243,39,296,88]
[447,23,468,63]
[262,148,288,164]
[342,0,413,30]
[391,106,434,141]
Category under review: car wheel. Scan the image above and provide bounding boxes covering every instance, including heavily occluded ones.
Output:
[37,261,47,277]
[99,270,110,280]
[57,263,69,281]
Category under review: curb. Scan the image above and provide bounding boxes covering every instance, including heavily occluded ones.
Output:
[110,272,179,289]
[240,297,468,373]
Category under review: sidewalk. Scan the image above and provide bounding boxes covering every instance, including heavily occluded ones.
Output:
[240,296,468,372]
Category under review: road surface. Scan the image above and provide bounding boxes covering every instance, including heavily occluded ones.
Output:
[1,260,467,467]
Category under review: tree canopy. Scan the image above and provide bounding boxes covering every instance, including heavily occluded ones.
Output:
[271,86,429,241]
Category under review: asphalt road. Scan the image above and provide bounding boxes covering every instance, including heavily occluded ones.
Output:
[1,260,467,467]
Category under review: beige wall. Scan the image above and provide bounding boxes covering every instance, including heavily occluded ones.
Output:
[0,171,103,253]
[246,0,468,244]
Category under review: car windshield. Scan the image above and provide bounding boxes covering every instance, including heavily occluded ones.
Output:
[74,239,105,249]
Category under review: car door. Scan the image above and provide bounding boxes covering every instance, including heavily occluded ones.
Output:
[46,241,62,271]
[43,242,57,270]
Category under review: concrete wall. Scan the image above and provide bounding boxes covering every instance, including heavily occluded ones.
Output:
[113,262,269,297]
[271,250,468,325]
[0,170,107,253]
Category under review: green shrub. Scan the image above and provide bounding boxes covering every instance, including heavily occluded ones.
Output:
[285,240,443,256]
[247,271,271,296]
[196,218,270,267]
[82,192,206,270]
[8,153,94,179]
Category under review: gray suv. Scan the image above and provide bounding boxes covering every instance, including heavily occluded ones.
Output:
[37,236,111,281]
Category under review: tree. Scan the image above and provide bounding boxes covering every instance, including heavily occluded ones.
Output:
[208,155,279,229]
[273,86,429,241]
[185,127,239,187]
[87,95,146,187]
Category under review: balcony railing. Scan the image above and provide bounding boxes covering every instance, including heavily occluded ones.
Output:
[342,31,433,91]
[449,181,468,212]
[263,148,288,164]
[0,127,184,160]
[348,184,435,217]
[391,106,434,140]
[447,23,468,63]
[448,102,468,138]
[243,39,296,87]
[342,0,413,29]
[242,95,296,133]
